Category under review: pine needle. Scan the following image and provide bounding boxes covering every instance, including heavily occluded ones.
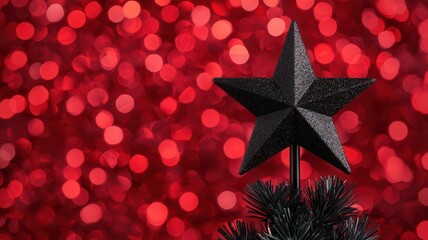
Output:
[218,176,379,240]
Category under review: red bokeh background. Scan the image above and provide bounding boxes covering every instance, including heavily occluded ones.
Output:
[1,0,428,239]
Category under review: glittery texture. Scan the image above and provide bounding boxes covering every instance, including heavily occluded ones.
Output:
[273,22,316,105]
[243,109,294,172]
[298,78,376,116]
[214,21,375,175]
[214,78,286,117]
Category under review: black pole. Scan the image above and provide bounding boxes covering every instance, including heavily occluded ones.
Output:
[290,144,300,190]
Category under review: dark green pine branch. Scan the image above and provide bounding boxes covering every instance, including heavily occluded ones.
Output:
[334,215,379,240]
[244,180,301,221]
[218,220,261,240]
[219,176,379,240]
[264,207,324,240]
[306,176,357,230]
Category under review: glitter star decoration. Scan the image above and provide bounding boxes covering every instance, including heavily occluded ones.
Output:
[214,21,375,175]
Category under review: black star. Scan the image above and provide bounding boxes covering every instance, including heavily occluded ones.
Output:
[214,21,375,175]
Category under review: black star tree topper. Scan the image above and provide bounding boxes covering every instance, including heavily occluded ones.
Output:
[214,21,375,175]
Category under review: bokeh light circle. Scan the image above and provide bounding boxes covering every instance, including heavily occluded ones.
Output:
[341,44,361,64]
[67,10,86,29]
[217,191,237,210]
[104,126,124,145]
[212,20,233,40]
[318,18,337,37]
[89,168,107,185]
[85,1,101,19]
[46,4,64,22]
[40,61,59,80]
[314,43,335,64]
[417,221,428,239]
[145,54,163,72]
[388,121,408,141]
[62,180,81,199]
[129,154,149,173]
[95,110,114,129]
[179,192,199,212]
[191,6,210,26]
[296,0,314,10]
[80,203,103,224]
[418,188,428,206]
[108,5,124,23]
[66,96,85,116]
[147,202,168,226]
[167,217,185,237]
[223,138,245,159]
[66,148,85,168]
[313,2,332,21]
[123,1,141,19]
[242,0,259,12]
[16,22,35,40]
[229,45,250,65]
[201,109,220,128]
[27,118,44,136]
[115,94,135,113]
[267,18,286,37]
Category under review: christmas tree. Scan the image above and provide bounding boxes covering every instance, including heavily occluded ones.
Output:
[214,22,378,240]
